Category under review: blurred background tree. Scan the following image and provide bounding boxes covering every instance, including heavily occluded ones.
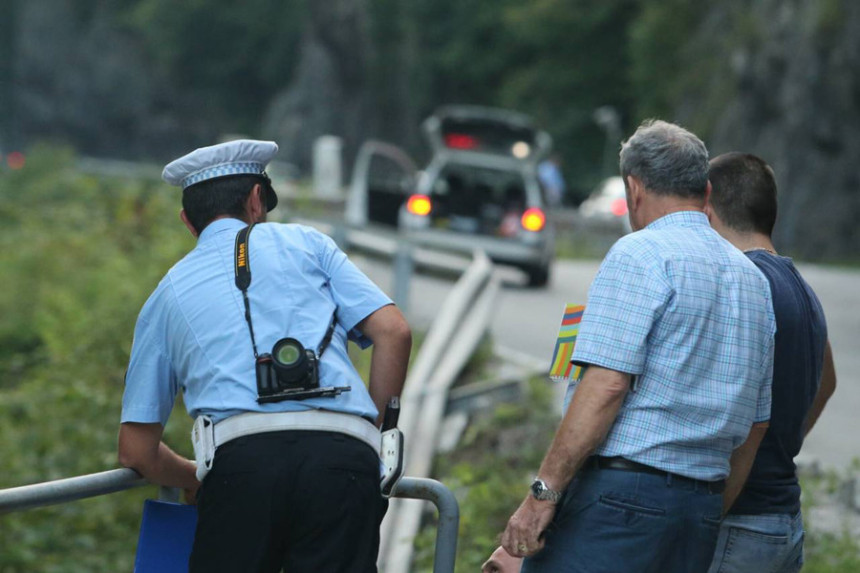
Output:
[4,0,857,258]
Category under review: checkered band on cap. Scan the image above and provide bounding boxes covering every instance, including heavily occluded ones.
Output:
[180,161,265,189]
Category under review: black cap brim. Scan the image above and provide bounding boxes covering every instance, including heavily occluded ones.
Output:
[265,185,278,212]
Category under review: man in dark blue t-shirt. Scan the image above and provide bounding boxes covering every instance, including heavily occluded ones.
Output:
[705,152,837,572]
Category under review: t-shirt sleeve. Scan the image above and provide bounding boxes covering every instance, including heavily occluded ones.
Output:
[572,246,672,375]
[313,230,393,349]
[121,312,178,426]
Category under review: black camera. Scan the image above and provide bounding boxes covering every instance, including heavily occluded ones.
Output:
[255,337,349,403]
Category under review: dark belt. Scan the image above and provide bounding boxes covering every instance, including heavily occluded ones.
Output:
[586,456,725,494]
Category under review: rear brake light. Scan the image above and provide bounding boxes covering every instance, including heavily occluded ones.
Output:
[521,207,546,232]
[611,198,628,217]
[406,194,432,216]
[444,133,478,150]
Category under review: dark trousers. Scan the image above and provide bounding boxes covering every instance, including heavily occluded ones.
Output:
[189,430,387,573]
[522,465,723,573]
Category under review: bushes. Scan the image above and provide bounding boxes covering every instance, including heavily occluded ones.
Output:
[0,145,193,571]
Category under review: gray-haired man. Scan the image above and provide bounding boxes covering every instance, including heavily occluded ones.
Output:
[501,120,776,572]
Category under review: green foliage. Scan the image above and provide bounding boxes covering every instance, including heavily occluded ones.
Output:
[120,0,306,128]
[800,463,860,572]
[628,0,706,120]
[813,0,848,48]
[0,145,193,571]
[412,376,560,572]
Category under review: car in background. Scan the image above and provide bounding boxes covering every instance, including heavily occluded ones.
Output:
[578,176,632,235]
[394,106,557,287]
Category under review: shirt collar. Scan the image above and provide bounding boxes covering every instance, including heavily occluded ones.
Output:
[197,217,248,244]
[646,210,709,231]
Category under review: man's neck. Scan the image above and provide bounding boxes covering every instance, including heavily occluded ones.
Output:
[640,195,706,228]
[724,230,777,255]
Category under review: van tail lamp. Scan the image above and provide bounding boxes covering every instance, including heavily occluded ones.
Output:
[611,198,628,217]
[406,194,432,216]
[521,207,546,232]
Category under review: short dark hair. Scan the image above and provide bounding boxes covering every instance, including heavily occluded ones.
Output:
[181,175,263,234]
[619,119,709,199]
[708,152,777,236]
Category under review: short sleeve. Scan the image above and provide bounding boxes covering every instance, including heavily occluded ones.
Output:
[312,230,393,349]
[121,312,178,426]
[572,247,672,375]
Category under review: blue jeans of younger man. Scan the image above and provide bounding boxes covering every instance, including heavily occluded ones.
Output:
[521,465,723,573]
[707,511,804,573]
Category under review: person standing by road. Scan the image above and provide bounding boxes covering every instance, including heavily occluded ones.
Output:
[537,154,566,207]
[706,152,836,572]
[501,119,776,572]
[118,139,411,572]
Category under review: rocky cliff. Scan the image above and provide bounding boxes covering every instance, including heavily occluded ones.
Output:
[678,0,860,259]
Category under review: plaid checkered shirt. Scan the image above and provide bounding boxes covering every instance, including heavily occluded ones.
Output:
[571,211,775,481]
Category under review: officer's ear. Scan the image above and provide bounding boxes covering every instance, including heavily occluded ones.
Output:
[180,209,199,238]
[244,184,266,223]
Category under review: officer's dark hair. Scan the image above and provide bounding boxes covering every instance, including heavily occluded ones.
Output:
[619,119,709,199]
[181,175,263,234]
[708,152,777,236]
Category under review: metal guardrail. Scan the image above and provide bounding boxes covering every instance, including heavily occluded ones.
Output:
[380,250,498,573]
[293,216,498,572]
[0,470,459,573]
[0,468,146,515]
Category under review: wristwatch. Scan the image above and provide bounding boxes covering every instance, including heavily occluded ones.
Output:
[530,478,562,502]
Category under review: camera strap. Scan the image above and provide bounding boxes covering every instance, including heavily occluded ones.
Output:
[234,224,338,359]
[235,224,261,358]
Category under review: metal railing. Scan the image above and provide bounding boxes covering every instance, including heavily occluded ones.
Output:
[292,216,498,572]
[379,250,498,573]
[0,470,459,573]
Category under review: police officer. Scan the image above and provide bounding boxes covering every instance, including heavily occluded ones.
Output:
[118,140,412,572]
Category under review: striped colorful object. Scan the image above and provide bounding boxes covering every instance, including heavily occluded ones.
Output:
[549,304,585,382]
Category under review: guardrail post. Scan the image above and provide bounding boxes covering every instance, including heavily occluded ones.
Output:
[391,477,459,573]
[393,240,413,314]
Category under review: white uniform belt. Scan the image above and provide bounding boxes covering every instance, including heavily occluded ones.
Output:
[213,410,381,453]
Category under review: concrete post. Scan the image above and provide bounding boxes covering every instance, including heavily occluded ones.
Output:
[393,240,413,314]
[313,136,343,199]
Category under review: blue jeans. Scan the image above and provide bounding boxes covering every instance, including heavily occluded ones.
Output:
[707,511,804,573]
[522,466,723,573]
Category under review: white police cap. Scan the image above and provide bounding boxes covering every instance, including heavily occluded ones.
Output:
[162,139,279,210]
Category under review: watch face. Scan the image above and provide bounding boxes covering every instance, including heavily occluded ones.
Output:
[531,478,560,501]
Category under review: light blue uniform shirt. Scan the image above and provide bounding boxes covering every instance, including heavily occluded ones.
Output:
[121,218,392,426]
[569,211,775,481]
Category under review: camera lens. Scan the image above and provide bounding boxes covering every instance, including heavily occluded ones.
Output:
[271,338,308,380]
[275,341,301,366]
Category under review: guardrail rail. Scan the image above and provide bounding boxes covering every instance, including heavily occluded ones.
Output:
[0,470,459,573]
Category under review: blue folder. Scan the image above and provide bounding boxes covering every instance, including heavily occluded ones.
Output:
[134,499,198,573]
